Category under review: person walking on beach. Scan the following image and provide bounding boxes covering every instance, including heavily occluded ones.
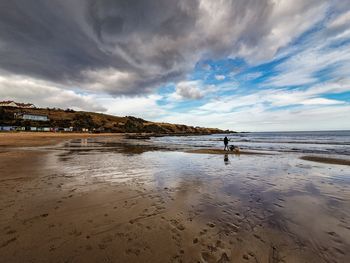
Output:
[224,136,229,151]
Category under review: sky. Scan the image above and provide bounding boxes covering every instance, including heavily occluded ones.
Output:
[0,0,350,131]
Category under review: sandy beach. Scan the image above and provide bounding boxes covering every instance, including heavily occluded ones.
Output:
[0,133,349,263]
[0,132,124,147]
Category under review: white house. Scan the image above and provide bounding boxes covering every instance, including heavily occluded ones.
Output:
[15,113,49,122]
[0,101,35,108]
[0,126,16,131]
[0,101,17,107]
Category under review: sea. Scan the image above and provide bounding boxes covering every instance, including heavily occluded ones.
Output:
[150,130,350,156]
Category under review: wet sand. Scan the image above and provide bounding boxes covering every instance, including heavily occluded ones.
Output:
[0,135,350,263]
[0,132,123,147]
[301,156,350,166]
[186,149,274,155]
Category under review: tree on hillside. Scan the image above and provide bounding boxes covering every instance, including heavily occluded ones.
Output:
[73,113,97,130]
[0,107,14,125]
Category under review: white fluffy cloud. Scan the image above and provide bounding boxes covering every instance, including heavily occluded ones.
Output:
[173,81,205,100]
[159,101,350,132]
[328,10,350,29]
[200,79,349,112]
[0,72,105,112]
[96,95,166,119]
[236,0,329,62]
[165,78,349,131]
[215,75,225,81]
[266,45,350,87]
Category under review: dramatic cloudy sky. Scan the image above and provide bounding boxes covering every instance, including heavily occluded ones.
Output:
[1,0,350,131]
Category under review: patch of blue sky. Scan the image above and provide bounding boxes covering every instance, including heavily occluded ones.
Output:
[214,82,239,95]
[253,20,331,83]
[156,98,170,106]
[168,99,205,112]
[327,38,350,49]
[234,69,266,88]
[290,19,325,47]
[229,104,261,113]
[245,56,288,81]
[266,104,301,112]
[70,86,94,96]
[190,27,323,95]
[312,64,341,83]
[157,83,175,96]
[193,58,246,83]
[323,91,350,102]
[191,56,281,97]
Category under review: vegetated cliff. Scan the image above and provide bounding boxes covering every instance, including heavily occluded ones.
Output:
[0,106,232,134]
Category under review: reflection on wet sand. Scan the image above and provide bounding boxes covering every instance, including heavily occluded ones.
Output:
[0,137,349,263]
[224,154,229,165]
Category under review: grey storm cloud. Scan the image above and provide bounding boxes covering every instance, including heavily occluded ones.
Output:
[0,0,334,95]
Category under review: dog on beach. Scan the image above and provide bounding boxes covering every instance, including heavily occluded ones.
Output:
[229,145,240,153]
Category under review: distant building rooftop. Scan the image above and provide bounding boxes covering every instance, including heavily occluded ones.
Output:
[0,101,35,108]
[15,112,49,122]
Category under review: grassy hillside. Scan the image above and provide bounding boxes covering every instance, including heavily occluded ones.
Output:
[0,106,231,134]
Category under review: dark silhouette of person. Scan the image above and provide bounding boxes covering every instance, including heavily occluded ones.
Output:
[224,136,229,150]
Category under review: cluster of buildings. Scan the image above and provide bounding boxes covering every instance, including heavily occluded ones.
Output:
[0,109,79,132]
[0,126,75,132]
[14,112,49,121]
[1,101,96,133]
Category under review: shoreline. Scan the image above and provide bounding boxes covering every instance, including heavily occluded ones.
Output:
[0,131,233,148]
[2,133,349,164]
[186,148,274,155]
[1,132,350,167]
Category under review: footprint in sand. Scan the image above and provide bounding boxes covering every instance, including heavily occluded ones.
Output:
[269,245,283,263]
[215,240,225,249]
[6,229,16,235]
[170,219,185,231]
[49,245,56,252]
[327,231,345,246]
[0,237,17,248]
[253,234,265,243]
[98,243,107,250]
[125,248,141,256]
[207,222,216,228]
[217,252,230,263]
[333,247,345,255]
[85,245,93,251]
[273,203,284,208]
[199,229,208,236]
[207,244,218,253]
[201,251,216,262]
